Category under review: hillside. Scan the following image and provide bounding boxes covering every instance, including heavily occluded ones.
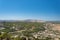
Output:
[0,20,60,40]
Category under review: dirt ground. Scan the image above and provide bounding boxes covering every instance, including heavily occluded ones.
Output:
[52,24,60,30]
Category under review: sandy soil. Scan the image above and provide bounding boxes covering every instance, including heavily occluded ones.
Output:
[53,24,60,30]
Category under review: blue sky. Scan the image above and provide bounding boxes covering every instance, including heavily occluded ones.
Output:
[0,0,60,21]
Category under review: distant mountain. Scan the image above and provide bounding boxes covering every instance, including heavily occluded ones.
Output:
[0,20,60,23]
[24,19,45,22]
[0,20,20,22]
[0,19,45,22]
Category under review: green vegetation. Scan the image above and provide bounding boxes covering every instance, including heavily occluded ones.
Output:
[0,22,60,40]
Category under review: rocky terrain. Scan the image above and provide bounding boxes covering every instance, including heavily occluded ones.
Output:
[0,20,60,40]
